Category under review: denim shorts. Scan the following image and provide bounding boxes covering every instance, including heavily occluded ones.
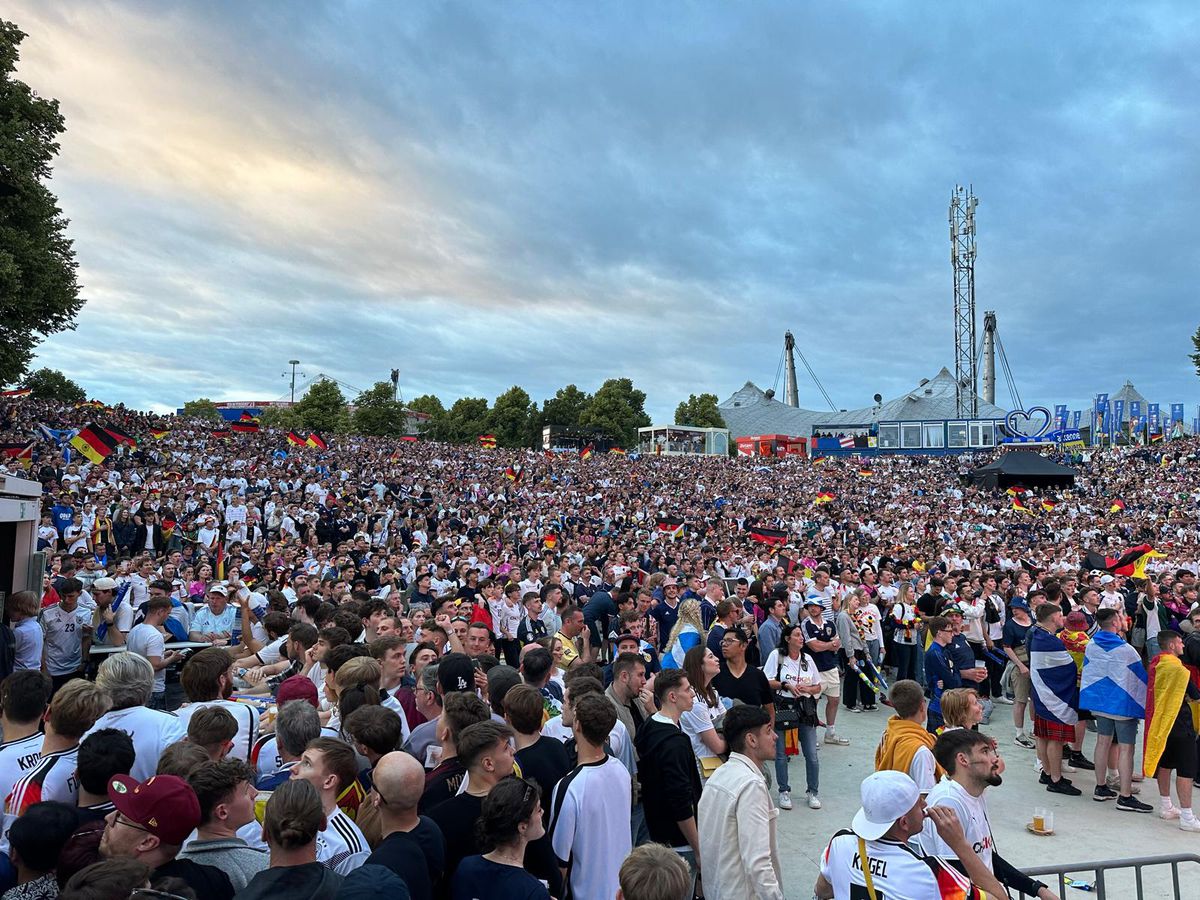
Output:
[1094,714,1137,745]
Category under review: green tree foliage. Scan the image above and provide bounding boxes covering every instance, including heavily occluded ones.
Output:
[181,398,222,422]
[1191,325,1200,379]
[674,393,726,428]
[293,378,350,433]
[353,381,409,436]
[491,385,537,447]
[0,22,84,385]
[541,384,591,428]
[407,394,445,435]
[20,367,83,403]
[433,397,492,444]
[579,378,651,448]
[257,405,298,430]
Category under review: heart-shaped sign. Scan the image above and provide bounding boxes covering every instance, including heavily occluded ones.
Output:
[1004,407,1052,438]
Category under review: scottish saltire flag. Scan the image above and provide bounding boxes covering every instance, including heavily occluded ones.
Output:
[36,424,76,445]
[661,624,702,669]
[1081,630,1147,719]
[1029,626,1079,725]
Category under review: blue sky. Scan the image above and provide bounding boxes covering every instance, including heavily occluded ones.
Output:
[10,2,1200,419]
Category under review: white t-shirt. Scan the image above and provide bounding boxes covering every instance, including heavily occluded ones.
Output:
[680,694,726,763]
[0,735,44,812]
[39,604,91,676]
[918,777,995,871]
[175,699,260,762]
[6,747,79,815]
[549,756,632,900]
[316,807,370,875]
[821,830,982,900]
[83,706,188,782]
[126,623,167,693]
[761,649,821,701]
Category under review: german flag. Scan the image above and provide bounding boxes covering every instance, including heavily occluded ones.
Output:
[811,454,828,465]
[1150,432,1164,443]
[857,467,874,478]
[75,400,105,409]
[70,424,118,463]
[149,429,169,439]
[211,429,231,439]
[161,518,176,540]
[287,431,307,447]
[543,449,555,461]
[580,443,594,461]
[0,443,32,469]
[1005,486,1028,497]
[1041,500,1057,512]
[542,533,558,551]
[306,433,327,450]
[231,421,260,434]
[1109,499,1126,513]
[814,491,836,504]
[749,525,787,545]
[504,463,524,483]
[656,515,685,538]
[103,424,137,448]
[478,434,497,449]
[610,448,626,456]
[239,411,258,422]
[1011,497,1035,515]
[0,388,31,398]
[215,543,226,580]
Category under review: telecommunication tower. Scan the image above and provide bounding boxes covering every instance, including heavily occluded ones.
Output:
[949,185,979,418]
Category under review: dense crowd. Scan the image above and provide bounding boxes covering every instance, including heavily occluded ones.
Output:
[0,394,1199,900]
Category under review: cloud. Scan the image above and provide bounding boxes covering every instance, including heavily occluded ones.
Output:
[8,1,1200,422]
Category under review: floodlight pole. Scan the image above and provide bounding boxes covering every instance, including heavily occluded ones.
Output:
[288,360,300,405]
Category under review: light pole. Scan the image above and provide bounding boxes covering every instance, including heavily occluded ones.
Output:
[286,360,300,404]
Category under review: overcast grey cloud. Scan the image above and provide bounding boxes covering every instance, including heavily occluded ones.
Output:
[8,1,1200,418]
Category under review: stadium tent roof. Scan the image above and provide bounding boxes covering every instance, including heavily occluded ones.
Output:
[1110,381,1147,408]
[969,451,1078,490]
[718,367,1010,438]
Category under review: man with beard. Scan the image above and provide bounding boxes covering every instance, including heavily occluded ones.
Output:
[175,648,259,762]
[921,729,1059,900]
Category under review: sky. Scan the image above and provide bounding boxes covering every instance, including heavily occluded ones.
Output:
[8,1,1200,420]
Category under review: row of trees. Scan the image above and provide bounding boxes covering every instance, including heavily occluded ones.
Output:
[178,378,726,448]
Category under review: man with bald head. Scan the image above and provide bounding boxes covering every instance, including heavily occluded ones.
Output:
[365,751,445,899]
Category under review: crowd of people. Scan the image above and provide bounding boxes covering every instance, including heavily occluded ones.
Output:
[0,393,1199,899]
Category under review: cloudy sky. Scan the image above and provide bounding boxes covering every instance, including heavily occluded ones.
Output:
[9,2,1200,419]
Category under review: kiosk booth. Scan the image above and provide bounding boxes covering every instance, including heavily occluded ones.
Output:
[0,473,41,606]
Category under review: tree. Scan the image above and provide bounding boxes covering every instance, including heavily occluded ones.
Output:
[257,405,298,430]
[181,398,221,422]
[407,394,445,435]
[491,385,537,447]
[541,384,591,429]
[578,378,651,448]
[293,378,349,433]
[435,397,492,444]
[0,21,85,385]
[20,367,83,403]
[1191,325,1200,378]
[674,393,726,429]
[353,381,408,437]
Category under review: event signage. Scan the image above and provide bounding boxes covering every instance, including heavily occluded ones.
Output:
[1171,403,1184,425]
[1148,403,1161,434]
[1003,406,1052,438]
[1073,410,1081,429]
[1113,399,1124,428]
[1053,404,1068,430]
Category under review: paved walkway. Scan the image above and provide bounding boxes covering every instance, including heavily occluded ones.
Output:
[772,706,1200,898]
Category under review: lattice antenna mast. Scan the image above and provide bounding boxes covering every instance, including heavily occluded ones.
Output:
[950,185,979,417]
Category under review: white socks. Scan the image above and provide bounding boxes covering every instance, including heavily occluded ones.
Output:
[1162,795,1177,813]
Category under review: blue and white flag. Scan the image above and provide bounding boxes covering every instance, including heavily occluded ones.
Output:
[1080,630,1147,719]
[1029,626,1079,725]
[36,424,77,445]
[661,624,702,670]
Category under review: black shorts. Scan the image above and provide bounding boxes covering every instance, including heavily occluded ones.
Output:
[1157,729,1199,780]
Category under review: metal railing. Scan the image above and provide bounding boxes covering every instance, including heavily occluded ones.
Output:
[1015,853,1200,899]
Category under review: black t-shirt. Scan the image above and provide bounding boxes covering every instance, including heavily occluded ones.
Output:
[514,735,572,797]
[154,858,235,900]
[419,758,466,813]
[712,665,773,708]
[427,792,485,890]
[452,856,550,900]
[236,861,342,900]
[916,592,942,618]
[367,832,434,900]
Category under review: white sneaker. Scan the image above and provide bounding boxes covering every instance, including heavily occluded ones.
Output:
[995,695,1014,705]
[824,733,850,746]
[1179,817,1200,832]
[778,791,793,810]
[1162,807,1181,820]
[1034,757,1043,773]
[1014,733,1036,750]
[1062,761,1077,773]
[808,793,822,809]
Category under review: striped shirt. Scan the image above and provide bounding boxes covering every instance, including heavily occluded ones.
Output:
[315,807,369,875]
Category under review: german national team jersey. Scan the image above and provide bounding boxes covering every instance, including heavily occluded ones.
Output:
[918,779,995,872]
[0,734,44,806]
[6,747,80,816]
[821,829,984,899]
[315,807,369,875]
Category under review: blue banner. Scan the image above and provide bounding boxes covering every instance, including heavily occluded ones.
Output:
[1148,402,1161,434]
[1054,404,1068,430]
[1113,399,1124,430]
[1170,403,1184,425]
[1073,410,1082,429]
[1094,393,1109,413]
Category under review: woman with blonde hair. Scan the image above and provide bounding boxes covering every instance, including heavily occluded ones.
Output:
[940,686,1005,774]
[890,581,920,682]
[662,599,705,669]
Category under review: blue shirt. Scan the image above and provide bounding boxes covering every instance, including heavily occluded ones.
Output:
[802,619,838,672]
[924,642,961,715]
[51,504,74,535]
[192,604,238,636]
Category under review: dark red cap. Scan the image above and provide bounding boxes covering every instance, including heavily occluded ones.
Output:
[276,675,320,709]
[107,774,200,846]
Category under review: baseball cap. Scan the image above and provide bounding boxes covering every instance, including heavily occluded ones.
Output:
[803,598,824,608]
[107,774,200,846]
[661,577,680,587]
[942,604,965,616]
[437,652,476,695]
[207,583,228,596]
[276,675,319,709]
[852,770,920,841]
[1009,598,1030,611]
[1100,574,1115,585]
[91,577,118,591]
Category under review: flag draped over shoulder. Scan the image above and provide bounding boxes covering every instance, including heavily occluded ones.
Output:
[1029,626,1079,725]
[1080,630,1147,719]
[661,624,702,670]
[1144,653,1200,776]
